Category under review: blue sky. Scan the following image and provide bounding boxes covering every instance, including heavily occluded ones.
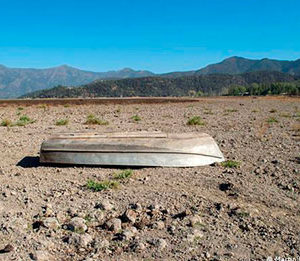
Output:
[0,0,299,73]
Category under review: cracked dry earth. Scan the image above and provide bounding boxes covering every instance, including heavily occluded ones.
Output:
[0,97,299,261]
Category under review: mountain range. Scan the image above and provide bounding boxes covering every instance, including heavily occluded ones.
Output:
[0,65,154,98]
[1,56,300,98]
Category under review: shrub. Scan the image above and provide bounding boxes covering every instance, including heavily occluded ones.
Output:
[19,115,31,122]
[1,119,12,127]
[187,116,205,126]
[86,180,119,192]
[114,169,133,180]
[15,115,35,126]
[267,117,278,123]
[221,160,240,168]
[1,116,35,127]
[131,115,141,122]
[56,119,69,126]
[85,114,109,125]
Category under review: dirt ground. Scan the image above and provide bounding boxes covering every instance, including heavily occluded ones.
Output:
[0,97,299,261]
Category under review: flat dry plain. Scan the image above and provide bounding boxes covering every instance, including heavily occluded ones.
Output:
[0,97,299,261]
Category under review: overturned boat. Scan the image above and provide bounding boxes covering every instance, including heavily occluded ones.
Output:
[40,132,224,167]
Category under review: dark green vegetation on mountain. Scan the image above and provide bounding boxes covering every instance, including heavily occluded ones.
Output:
[227,82,300,96]
[22,71,299,98]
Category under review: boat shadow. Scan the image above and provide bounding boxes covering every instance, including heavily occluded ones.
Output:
[17,156,146,169]
[17,156,40,168]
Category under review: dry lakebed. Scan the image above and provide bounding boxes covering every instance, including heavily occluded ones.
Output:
[0,96,299,260]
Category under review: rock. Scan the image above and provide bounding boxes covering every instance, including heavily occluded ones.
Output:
[173,209,191,219]
[95,199,113,211]
[122,209,137,223]
[271,159,280,164]
[30,250,54,261]
[149,204,160,211]
[168,225,176,234]
[69,217,87,233]
[122,226,138,240]
[135,216,151,229]
[43,217,60,230]
[254,168,261,175]
[56,211,66,223]
[154,238,167,250]
[89,210,105,226]
[219,182,233,192]
[93,238,110,250]
[43,204,53,217]
[68,233,93,248]
[131,202,143,212]
[0,244,14,253]
[153,220,165,230]
[105,218,122,233]
[67,208,77,217]
[188,215,202,227]
[187,229,204,242]
[132,242,146,252]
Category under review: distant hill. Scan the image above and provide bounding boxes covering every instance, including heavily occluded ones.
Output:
[157,57,300,78]
[0,65,154,98]
[195,56,300,75]
[22,71,298,98]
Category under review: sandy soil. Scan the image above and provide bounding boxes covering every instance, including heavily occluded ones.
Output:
[0,97,299,261]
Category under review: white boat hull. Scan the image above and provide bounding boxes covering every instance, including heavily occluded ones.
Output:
[40,132,225,167]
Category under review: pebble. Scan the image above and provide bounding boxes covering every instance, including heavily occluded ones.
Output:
[132,242,146,252]
[69,217,87,233]
[43,217,60,230]
[122,226,137,240]
[30,250,54,261]
[187,229,204,242]
[95,199,114,211]
[122,209,137,223]
[91,210,105,225]
[149,204,160,211]
[153,220,165,230]
[170,224,178,233]
[68,233,93,248]
[0,244,14,253]
[131,202,143,212]
[93,238,110,250]
[188,215,202,227]
[105,218,122,233]
[43,204,53,217]
[56,211,66,223]
[153,238,167,250]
